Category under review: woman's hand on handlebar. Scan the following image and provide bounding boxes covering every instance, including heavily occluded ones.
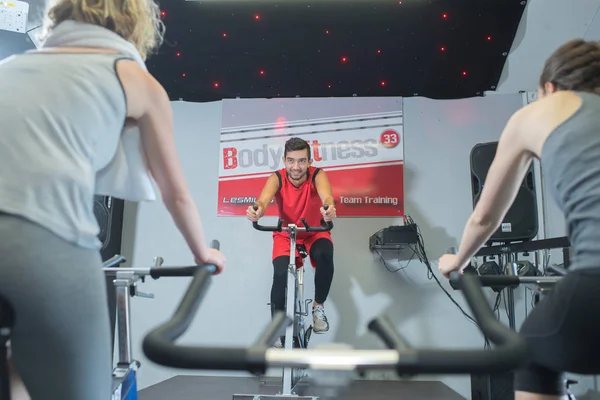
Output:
[438,254,462,279]
[247,205,263,222]
[195,248,226,275]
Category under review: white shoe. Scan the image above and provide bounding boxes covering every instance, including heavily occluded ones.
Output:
[312,305,329,333]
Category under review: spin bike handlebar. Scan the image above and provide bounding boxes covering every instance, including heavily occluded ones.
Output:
[251,204,334,232]
[141,246,527,376]
[103,240,219,278]
[452,259,563,290]
[474,275,562,288]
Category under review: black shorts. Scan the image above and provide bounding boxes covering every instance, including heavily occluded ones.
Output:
[515,268,600,395]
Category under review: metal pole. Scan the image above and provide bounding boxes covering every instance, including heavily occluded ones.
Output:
[282,226,297,395]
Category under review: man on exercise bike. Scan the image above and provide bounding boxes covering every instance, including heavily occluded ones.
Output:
[247,137,336,344]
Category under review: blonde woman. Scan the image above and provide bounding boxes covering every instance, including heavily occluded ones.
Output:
[0,0,226,398]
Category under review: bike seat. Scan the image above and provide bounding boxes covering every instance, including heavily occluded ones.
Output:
[0,296,14,330]
[297,244,309,259]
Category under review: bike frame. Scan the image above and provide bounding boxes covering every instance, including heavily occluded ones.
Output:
[104,243,218,400]
[245,206,333,399]
[282,223,310,396]
[105,254,155,400]
[104,255,164,400]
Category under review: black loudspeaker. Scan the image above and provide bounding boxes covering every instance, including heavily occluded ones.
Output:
[471,372,514,400]
[470,141,538,243]
[93,195,125,360]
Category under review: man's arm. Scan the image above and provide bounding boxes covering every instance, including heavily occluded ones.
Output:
[314,170,335,207]
[255,173,280,212]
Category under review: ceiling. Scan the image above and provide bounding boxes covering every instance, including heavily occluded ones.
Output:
[146,0,525,102]
[1,0,599,101]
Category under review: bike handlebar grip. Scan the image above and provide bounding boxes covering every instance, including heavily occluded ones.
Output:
[476,275,520,287]
[253,311,291,347]
[451,273,523,347]
[150,265,217,279]
[300,218,334,232]
[150,240,219,279]
[142,267,213,357]
[102,254,127,268]
[252,221,282,232]
[143,264,269,374]
[406,271,527,373]
[368,314,412,350]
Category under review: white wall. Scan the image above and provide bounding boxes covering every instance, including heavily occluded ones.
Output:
[115,92,585,399]
[496,0,600,93]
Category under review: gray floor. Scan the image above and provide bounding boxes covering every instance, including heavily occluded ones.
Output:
[139,375,466,400]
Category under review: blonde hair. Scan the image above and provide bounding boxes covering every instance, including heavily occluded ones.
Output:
[40,0,165,60]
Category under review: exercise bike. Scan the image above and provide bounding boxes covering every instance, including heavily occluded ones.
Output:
[452,260,577,400]
[233,204,333,399]
[141,248,529,400]
[0,241,219,400]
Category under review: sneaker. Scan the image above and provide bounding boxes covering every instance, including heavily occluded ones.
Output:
[312,304,329,333]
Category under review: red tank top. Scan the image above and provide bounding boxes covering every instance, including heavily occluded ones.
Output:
[274,166,324,238]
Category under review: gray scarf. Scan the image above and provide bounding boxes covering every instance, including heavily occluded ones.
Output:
[42,19,146,70]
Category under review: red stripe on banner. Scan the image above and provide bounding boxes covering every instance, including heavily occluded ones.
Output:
[217,164,404,217]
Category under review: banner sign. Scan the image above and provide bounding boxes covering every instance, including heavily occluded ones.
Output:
[218,100,404,217]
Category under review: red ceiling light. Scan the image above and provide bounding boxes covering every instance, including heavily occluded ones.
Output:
[442,13,448,19]
[214,82,219,87]
[341,57,347,63]
[260,70,265,75]
[380,81,386,86]
[176,52,181,57]
[255,14,260,20]
[441,47,446,51]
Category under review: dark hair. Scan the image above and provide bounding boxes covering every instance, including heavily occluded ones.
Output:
[539,39,600,95]
[284,137,311,159]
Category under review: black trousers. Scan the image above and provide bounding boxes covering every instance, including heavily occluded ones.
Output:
[515,268,600,395]
[270,238,334,315]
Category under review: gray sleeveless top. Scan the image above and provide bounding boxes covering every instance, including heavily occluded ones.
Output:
[0,51,131,248]
[541,91,600,271]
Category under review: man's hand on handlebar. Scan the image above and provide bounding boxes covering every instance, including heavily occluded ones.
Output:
[320,204,336,222]
[247,204,264,222]
[195,248,226,275]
